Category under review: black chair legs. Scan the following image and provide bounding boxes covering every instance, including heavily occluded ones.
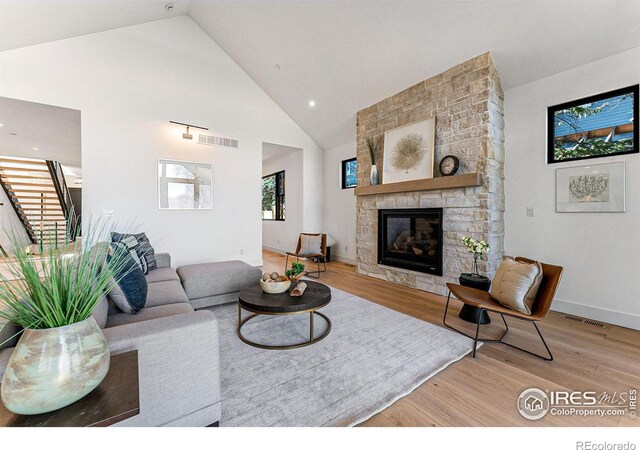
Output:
[443,291,553,361]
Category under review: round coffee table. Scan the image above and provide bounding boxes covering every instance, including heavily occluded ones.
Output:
[237,280,332,350]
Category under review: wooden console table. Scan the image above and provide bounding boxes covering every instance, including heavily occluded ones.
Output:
[0,350,140,427]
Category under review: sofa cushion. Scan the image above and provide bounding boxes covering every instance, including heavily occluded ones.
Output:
[106,303,194,328]
[177,260,261,300]
[490,258,543,315]
[111,232,157,273]
[0,318,21,350]
[145,267,180,284]
[107,243,148,314]
[146,280,190,307]
[91,296,109,329]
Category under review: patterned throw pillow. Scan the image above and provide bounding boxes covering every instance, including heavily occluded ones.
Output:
[106,243,148,314]
[111,232,157,274]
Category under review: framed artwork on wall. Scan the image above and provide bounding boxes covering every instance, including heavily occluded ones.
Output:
[548,84,639,164]
[382,117,435,184]
[556,161,625,213]
[158,159,212,210]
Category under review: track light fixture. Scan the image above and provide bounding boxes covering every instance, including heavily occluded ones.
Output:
[169,121,209,140]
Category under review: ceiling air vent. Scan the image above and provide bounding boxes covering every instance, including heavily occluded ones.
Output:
[198,134,239,149]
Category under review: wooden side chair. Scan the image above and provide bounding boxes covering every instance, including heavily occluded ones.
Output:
[444,257,563,361]
[285,233,327,279]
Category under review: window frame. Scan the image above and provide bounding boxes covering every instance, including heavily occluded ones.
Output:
[262,170,285,221]
[547,84,639,164]
[341,157,358,189]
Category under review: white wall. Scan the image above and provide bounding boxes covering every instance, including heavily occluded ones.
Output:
[504,47,640,330]
[262,150,303,254]
[323,141,357,264]
[0,16,324,267]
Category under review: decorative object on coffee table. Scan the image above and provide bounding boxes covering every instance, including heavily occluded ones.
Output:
[237,281,331,350]
[284,260,305,284]
[290,282,307,297]
[0,350,140,427]
[0,224,133,415]
[457,273,492,324]
[259,271,291,294]
[366,136,381,185]
[461,235,489,277]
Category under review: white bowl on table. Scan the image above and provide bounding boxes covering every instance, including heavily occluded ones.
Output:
[260,278,291,294]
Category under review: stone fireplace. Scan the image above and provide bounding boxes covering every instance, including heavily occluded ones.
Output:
[355,53,505,296]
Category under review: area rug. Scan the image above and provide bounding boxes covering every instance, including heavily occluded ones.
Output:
[205,285,476,427]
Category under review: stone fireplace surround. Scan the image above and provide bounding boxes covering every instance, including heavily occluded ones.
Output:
[355,53,505,297]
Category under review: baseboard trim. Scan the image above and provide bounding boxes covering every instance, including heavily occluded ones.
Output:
[245,259,263,267]
[552,298,640,331]
[332,254,356,265]
[262,246,286,255]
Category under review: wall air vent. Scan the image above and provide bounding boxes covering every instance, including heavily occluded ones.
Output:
[198,134,239,149]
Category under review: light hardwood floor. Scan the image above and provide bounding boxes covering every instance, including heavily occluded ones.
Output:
[262,250,640,427]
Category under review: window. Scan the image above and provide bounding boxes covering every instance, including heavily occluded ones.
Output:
[341,157,357,189]
[547,84,638,164]
[262,170,285,220]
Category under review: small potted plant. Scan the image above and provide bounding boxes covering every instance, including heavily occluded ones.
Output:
[461,236,490,277]
[285,261,305,285]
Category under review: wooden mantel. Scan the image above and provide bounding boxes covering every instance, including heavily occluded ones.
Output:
[354,172,481,196]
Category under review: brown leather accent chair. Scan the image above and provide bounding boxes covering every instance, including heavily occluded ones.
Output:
[444,257,563,360]
[285,233,327,279]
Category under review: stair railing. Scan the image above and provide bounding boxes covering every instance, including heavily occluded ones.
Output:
[46,160,78,244]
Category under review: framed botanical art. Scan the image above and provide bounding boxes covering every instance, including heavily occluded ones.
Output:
[382,117,435,184]
[158,159,213,210]
[556,161,625,213]
[548,84,638,164]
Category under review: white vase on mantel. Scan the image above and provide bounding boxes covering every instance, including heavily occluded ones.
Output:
[370,164,379,186]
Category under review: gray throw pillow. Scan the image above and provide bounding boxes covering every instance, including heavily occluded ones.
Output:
[111,232,157,274]
[106,243,148,314]
[299,234,322,255]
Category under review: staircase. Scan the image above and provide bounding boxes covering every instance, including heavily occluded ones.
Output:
[0,157,77,248]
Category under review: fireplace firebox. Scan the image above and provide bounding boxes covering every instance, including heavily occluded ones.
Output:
[378,208,443,276]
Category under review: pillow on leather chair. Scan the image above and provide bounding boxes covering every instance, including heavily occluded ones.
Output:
[490,258,543,315]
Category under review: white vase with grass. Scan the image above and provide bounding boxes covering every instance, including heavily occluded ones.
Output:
[366,136,381,186]
[0,224,131,415]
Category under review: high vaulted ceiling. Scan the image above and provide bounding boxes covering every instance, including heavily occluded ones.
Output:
[1,1,639,150]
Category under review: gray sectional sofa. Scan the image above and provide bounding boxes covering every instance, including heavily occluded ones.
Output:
[0,253,261,427]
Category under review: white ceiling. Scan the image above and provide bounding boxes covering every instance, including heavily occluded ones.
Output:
[1,1,638,150]
[0,97,82,174]
[0,0,191,52]
[262,142,301,162]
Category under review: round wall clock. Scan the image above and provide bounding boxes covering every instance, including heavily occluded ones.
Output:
[439,155,460,176]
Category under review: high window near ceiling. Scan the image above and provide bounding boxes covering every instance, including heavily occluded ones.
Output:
[262,170,285,220]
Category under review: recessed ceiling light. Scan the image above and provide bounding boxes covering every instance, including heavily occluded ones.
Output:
[32,147,39,151]
[308,100,316,108]
[274,64,281,70]
[165,3,174,11]
[9,132,16,136]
